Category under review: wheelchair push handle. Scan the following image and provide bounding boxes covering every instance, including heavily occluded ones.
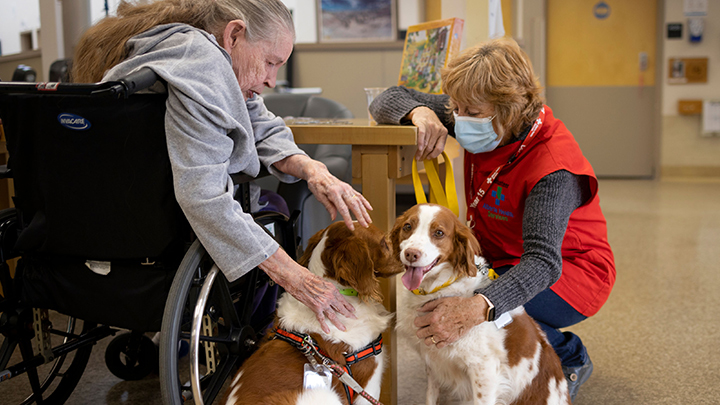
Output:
[0,68,159,98]
[119,68,160,97]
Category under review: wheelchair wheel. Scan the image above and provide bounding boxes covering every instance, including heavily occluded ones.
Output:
[0,309,95,405]
[160,240,265,405]
[1,208,95,404]
[104,331,158,381]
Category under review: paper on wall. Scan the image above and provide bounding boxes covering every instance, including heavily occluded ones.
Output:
[684,0,707,17]
[702,100,720,135]
[489,0,505,39]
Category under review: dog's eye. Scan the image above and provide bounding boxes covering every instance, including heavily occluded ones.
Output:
[433,230,444,238]
[403,223,412,232]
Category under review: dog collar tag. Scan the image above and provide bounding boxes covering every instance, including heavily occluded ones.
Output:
[493,312,513,329]
[474,256,498,280]
[303,363,332,390]
[476,263,499,280]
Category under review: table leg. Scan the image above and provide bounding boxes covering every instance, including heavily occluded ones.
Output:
[360,149,397,405]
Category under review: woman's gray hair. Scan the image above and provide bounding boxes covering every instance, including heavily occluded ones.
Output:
[73,0,295,83]
[210,0,295,43]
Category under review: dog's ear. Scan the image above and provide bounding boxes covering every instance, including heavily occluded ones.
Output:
[298,228,326,267]
[452,219,482,278]
[325,237,382,303]
[374,236,406,278]
[389,211,409,258]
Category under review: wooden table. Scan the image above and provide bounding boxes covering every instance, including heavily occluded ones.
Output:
[290,118,418,232]
[290,117,413,405]
[288,118,464,405]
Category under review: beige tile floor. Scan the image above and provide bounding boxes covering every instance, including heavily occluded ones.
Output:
[2,179,720,404]
[398,178,720,405]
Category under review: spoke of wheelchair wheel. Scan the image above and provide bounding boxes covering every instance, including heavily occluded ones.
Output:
[0,333,15,363]
[39,353,66,385]
[178,331,234,345]
[214,276,242,328]
[18,337,44,402]
[48,328,80,340]
[238,271,259,326]
[202,355,240,403]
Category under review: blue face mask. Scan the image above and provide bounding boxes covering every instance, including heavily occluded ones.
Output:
[454,113,502,154]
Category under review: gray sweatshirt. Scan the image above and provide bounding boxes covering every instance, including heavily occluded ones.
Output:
[104,24,307,282]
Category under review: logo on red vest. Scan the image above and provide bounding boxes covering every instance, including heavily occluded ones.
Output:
[491,186,505,205]
[482,186,515,222]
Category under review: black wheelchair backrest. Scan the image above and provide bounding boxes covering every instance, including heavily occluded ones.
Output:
[0,68,188,260]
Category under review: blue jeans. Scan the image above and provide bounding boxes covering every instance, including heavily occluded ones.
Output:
[496,266,589,368]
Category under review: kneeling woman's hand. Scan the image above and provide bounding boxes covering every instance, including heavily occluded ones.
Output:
[413,294,490,348]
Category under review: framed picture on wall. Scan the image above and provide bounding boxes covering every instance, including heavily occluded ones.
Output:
[317,0,396,43]
[398,18,464,94]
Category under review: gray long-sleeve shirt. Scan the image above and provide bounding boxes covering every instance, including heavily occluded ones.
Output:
[103,24,307,282]
[370,86,591,318]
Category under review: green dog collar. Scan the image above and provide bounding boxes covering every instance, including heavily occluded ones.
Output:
[338,288,358,296]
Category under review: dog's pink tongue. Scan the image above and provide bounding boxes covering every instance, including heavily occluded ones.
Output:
[402,267,424,291]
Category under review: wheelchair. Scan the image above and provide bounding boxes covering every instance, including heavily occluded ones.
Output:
[0,68,299,404]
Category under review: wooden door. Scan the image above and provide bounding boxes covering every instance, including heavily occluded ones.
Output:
[545,0,659,177]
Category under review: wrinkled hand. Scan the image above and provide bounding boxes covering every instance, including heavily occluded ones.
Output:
[273,155,373,231]
[259,249,356,334]
[304,160,373,231]
[283,268,357,334]
[414,295,488,349]
[407,106,448,161]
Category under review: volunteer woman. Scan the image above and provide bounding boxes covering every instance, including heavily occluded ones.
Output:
[370,37,615,401]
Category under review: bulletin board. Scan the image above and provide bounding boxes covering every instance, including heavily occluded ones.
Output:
[668,57,708,84]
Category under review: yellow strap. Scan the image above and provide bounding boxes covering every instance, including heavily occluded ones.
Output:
[411,158,426,203]
[411,151,459,216]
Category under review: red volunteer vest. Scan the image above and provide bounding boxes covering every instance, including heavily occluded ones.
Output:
[464,106,615,316]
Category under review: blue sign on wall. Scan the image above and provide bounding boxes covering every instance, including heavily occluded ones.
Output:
[594,1,611,20]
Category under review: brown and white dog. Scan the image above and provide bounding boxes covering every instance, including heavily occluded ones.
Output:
[223,222,403,405]
[390,203,571,405]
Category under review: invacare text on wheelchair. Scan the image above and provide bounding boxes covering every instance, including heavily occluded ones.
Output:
[0,68,299,404]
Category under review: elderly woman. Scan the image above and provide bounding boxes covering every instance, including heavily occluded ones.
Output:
[370,38,615,401]
[71,0,372,333]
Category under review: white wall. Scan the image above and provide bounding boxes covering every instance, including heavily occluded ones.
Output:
[281,0,317,43]
[662,0,720,116]
[89,0,121,24]
[0,0,118,57]
[661,0,720,173]
[2,0,421,53]
[0,0,41,55]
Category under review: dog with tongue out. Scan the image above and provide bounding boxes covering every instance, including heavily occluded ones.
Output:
[390,204,488,298]
[389,204,572,405]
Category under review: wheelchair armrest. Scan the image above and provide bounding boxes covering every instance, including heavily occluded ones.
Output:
[276,180,312,219]
[230,165,271,185]
[230,166,272,213]
[0,165,10,179]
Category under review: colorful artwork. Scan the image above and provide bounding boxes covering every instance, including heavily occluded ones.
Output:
[398,18,464,94]
[318,0,396,42]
